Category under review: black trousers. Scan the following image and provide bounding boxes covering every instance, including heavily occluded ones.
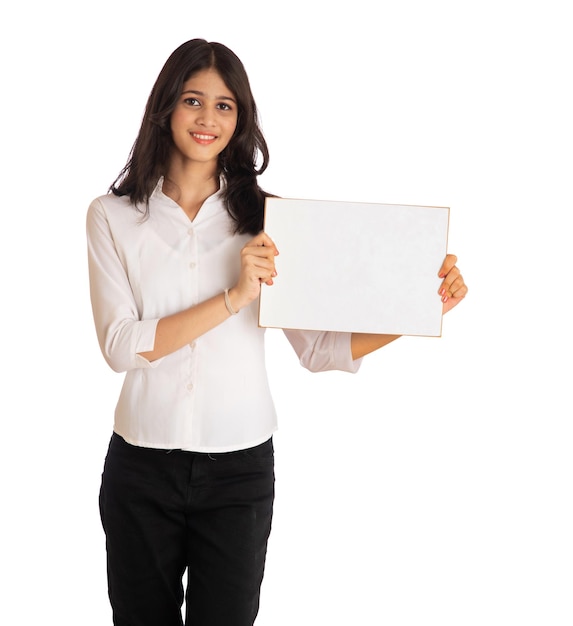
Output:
[99,433,275,626]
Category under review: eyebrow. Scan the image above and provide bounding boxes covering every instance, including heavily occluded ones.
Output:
[181,89,236,103]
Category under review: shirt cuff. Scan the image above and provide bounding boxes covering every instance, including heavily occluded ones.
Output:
[133,319,164,369]
[332,332,362,373]
[283,329,362,373]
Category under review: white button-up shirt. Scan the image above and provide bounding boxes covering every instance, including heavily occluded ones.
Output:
[87,180,359,452]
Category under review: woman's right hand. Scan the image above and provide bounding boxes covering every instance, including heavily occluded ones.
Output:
[228,232,279,312]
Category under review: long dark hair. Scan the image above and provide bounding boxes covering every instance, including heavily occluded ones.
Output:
[111,39,270,234]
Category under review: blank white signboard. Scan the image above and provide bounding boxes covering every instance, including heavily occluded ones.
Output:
[259,198,450,337]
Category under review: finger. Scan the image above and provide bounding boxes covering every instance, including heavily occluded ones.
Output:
[249,231,279,255]
[450,280,468,299]
[242,247,278,275]
[438,266,461,295]
[438,253,458,278]
[440,275,468,302]
[444,278,462,297]
[242,245,277,260]
[243,252,277,281]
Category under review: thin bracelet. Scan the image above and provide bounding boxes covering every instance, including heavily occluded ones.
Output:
[224,288,238,315]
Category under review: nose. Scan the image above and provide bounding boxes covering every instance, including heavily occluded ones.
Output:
[197,105,216,127]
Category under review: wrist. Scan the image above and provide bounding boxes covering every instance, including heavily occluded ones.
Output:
[225,287,249,316]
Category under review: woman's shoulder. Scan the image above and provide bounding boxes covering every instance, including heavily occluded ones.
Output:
[89,191,134,212]
[88,177,164,218]
[87,191,144,223]
[86,192,146,239]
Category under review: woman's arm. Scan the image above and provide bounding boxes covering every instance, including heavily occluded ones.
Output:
[350,333,401,360]
[138,232,279,362]
[88,194,279,369]
[350,254,468,360]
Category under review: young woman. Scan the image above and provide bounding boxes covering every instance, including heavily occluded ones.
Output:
[87,38,468,626]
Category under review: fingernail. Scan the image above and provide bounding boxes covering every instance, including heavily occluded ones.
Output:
[439,288,446,296]
[442,295,449,303]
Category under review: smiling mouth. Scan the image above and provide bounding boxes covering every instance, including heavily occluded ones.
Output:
[191,132,217,144]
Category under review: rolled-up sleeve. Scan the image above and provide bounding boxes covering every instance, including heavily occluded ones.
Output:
[86,199,162,373]
[283,329,362,373]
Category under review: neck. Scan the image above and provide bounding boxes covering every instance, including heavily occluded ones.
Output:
[163,157,220,220]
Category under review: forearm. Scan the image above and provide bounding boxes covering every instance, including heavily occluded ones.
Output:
[136,231,279,363]
[351,333,401,360]
[138,290,238,362]
[350,255,469,360]
[349,297,461,360]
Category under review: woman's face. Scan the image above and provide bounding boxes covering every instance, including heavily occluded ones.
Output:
[170,68,238,169]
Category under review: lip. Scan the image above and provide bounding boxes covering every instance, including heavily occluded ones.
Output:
[191,132,218,145]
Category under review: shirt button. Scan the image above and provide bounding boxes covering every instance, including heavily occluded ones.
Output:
[188,228,194,235]
[190,342,196,350]
[187,383,194,391]
[189,262,196,269]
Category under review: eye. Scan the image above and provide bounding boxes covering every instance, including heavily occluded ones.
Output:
[217,102,233,111]
[183,97,200,106]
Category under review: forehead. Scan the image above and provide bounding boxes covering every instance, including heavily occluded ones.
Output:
[181,68,235,98]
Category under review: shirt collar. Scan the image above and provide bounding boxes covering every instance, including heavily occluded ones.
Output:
[151,175,226,200]
[151,176,226,223]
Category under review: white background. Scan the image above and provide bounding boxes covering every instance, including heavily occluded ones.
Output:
[2,1,571,624]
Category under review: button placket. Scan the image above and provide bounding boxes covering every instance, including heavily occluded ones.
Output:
[186,227,199,306]
[183,226,199,406]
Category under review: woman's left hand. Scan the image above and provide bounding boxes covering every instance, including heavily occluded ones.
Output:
[438,254,468,314]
